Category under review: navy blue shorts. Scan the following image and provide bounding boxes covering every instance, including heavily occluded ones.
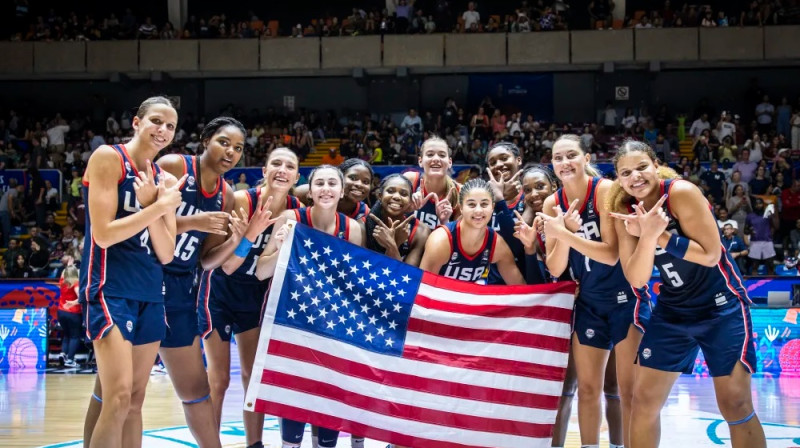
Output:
[638,300,757,377]
[282,419,339,448]
[85,296,166,345]
[162,271,198,313]
[197,270,268,342]
[161,271,200,348]
[573,290,651,350]
[162,309,200,348]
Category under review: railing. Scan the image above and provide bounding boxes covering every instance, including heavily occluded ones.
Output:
[2,26,800,78]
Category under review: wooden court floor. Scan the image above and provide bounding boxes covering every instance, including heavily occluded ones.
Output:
[2,371,799,448]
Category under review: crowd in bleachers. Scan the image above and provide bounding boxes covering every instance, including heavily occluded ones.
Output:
[10,0,800,41]
[2,85,800,277]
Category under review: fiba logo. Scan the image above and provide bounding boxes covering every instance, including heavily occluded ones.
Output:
[585,329,595,339]
[642,348,652,359]
[126,320,133,332]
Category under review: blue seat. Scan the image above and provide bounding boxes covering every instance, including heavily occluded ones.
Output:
[775,265,798,276]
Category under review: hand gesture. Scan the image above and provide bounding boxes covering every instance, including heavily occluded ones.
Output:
[411,189,436,211]
[155,172,187,214]
[487,168,521,202]
[370,214,400,252]
[610,195,669,238]
[435,186,457,224]
[536,199,578,238]
[228,208,249,240]
[391,215,416,248]
[513,210,537,250]
[133,159,159,208]
[244,194,279,241]
[194,211,230,235]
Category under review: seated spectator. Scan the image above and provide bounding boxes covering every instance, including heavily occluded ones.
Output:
[718,136,738,163]
[321,148,345,166]
[722,223,749,274]
[717,206,739,231]
[41,213,62,240]
[28,238,50,276]
[234,173,250,191]
[700,160,726,204]
[0,179,25,247]
[44,179,59,211]
[727,183,751,231]
[10,254,33,278]
[749,165,771,195]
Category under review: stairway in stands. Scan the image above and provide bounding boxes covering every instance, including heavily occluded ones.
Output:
[301,139,341,166]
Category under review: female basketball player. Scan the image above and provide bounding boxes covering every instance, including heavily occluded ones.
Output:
[404,136,460,229]
[608,140,766,448]
[256,164,363,448]
[80,96,184,448]
[419,178,525,285]
[293,158,373,222]
[366,174,429,266]
[536,135,649,448]
[514,163,624,448]
[198,147,300,448]
[155,117,250,448]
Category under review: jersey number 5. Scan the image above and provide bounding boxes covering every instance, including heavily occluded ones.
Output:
[661,262,684,287]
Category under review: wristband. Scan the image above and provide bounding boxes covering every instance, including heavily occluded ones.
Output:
[234,238,254,258]
[664,233,689,259]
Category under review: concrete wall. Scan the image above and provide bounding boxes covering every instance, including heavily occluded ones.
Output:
[87,41,139,73]
[321,36,381,69]
[571,30,634,63]
[699,27,763,61]
[260,38,320,70]
[34,42,85,73]
[140,40,199,71]
[200,39,259,71]
[383,34,444,67]
[764,26,800,60]
[0,42,33,74]
[507,32,570,65]
[635,28,699,61]
[445,33,506,66]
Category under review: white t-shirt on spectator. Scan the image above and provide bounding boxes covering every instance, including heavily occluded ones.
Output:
[107,116,120,134]
[604,109,617,127]
[622,115,637,129]
[749,146,763,163]
[718,219,738,229]
[462,10,480,29]
[689,118,710,138]
[719,121,736,141]
[581,132,594,149]
[46,124,70,147]
[507,120,521,136]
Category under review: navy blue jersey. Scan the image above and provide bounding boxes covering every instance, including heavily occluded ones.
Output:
[556,178,633,303]
[294,207,351,240]
[164,155,227,275]
[398,216,421,261]
[487,195,526,285]
[345,201,370,223]
[221,189,302,284]
[79,144,164,303]
[410,172,458,229]
[646,179,750,314]
[438,221,497,283]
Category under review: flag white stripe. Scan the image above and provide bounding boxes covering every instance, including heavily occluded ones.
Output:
[404,332,569,368]
[410,304,572,339]
[417,284,575,309]
[255,384,554,448]
[272,326,565,396]
[262,353,558,423]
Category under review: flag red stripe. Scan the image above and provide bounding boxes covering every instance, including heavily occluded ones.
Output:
[407,318,571,353]
[254,400,544,448]
[421,272,576,296]
[261,370,555,438]
[403,345,566,382]
[267,340,560,409]
[415,294,573,322]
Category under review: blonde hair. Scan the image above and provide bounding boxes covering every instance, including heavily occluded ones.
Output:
[62,266,80,286]
[554,134,601,177]
[419,135,458,203]
[606,140,681,213]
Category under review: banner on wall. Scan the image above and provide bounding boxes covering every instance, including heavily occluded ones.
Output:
[0,169,63,198]
[467,74,555,122]
[0,308,49,372]
[0,280,61,326]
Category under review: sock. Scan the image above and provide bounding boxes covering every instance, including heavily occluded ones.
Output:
[247,443,264,448]
[351,437,365,448]
[580,445,600,448]
[311,435,319,448]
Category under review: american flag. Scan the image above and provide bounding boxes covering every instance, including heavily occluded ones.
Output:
[245,221,576,448]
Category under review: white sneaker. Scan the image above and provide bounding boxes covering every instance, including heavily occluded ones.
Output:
[64,360,78,368]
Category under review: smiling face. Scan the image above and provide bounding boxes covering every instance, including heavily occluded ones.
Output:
[551,139,590,183]
[263,148,299,192]
[487,146,521,182]
[460,188,493,229]
[343,164,372,204]
[309,167,344,209]
[418,140,452,178]
[132,103,177,153]
[614,150,660,200]
[522,170,555,213]
[379,176,412,217]
[204,125,244,174]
